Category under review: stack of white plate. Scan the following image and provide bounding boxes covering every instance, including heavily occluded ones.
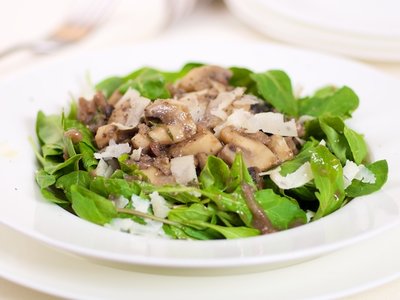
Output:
[225,0,400,62]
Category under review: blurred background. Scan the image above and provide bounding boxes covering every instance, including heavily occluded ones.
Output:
[2,0,400,78]
[1,0,400,299]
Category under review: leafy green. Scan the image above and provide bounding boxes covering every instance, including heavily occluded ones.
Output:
[343,126,368,164]
[310,145,345,219]
[346,160,388,197]
[90,177,141,199]
[199,156,230,191]
[298,86,358,118]
[250,70,298,117]
[255,189,307,230]
[70,185,117,225]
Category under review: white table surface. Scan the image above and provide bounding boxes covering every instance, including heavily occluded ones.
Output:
[1,1,399,299]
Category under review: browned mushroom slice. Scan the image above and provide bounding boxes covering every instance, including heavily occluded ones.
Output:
[131,132,151,150]
[169,130,223,157]
[78,91,113,133]
[108,89,150,128]
[108,90,123,106]
[95,123,135,149]
[176,66,233,92]
[140,166,176,186]
[196,152,209,169]
[219,126,278,171]
[266,135,294,163]
[145,99,197,144]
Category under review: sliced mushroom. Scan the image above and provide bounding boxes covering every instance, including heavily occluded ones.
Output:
[266,135,294,163]
[176,66,232,92]
[108,89,150,128]
[219,126,278,171]
[78,92,113,133]
[145,99,197,144]
[140,166,176,186]
[95,123,135,149]
[169,130,223,157]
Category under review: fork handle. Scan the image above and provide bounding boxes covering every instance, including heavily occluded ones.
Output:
[0,43,34,59]
[0,40,63,59]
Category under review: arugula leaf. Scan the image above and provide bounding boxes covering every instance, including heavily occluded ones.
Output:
[343,126,368,164]
[229,67,259,96]
[310,145,345,219]
[191,221,260,239]
[298,86,358,118]
[39,188,69,204]
[90,177,141,199]
[168,203,213,225]
[226,152,255,192]
[250,70,298,117]
[70,185,117,225]
[279,140,319,176]
[56,171,91,199]
[199,155,230,191]
[118,68,170,100]
[255,189,307,230]
[95,76,125,99]
[345,160,388,197]
[35,169,56,189]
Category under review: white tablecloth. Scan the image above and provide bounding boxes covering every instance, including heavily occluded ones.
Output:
[1,1,399,299]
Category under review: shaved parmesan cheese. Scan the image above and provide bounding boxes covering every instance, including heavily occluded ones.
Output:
[266,162,314,189]
[343,160,376,188]
[105,218,166,237]
[170,155,198,185]
[209,88,245,120]
[131,194,150,213]
[114,88,151,128]
[95,158,114,178]
[130,147,142,161]
[178,91,207,122]
[214,109,298,137]
[149,192,170,219]
[112,196,129,209]
[94,139,131,160]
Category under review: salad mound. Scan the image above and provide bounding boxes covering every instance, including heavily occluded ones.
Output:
[34,63,388,240]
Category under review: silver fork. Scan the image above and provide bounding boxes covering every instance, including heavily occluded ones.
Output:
[0,0,118,58]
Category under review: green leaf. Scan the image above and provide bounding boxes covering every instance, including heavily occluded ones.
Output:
[70,185,117,225]
[90,177,141,199]
[345,160,388,197]
[78,142,98,171]
[279,140,319,176]
[310,145,345,219]
[118,68,170,100]
[343,126,368,164]
[56,171,91,199]
[229,67,258,95]
[201,188,253,227]
[44,154,82,175]
[199,155,230,191]
[193,221,260,239]
[250,70,298,117]
[168,203,213,225]
[36,111,64,146]
[40,188,69,204]
[95,76,125,99]
[255,189,307,230]
[227,152,255,192]
[161,62,204,83]
[298,86,359,118]
[35,169,56,189]
[319,117,349,163]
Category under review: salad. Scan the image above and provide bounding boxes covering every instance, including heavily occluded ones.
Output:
[33,63,388,240]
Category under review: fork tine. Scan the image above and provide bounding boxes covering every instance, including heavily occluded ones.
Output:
[66,0,118,28]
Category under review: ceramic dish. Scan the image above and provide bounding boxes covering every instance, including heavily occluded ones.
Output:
[225,0,400,61]
[0,43,399,269]
[0,223,399,299]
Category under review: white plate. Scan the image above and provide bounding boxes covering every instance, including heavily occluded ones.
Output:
[1,223,399,299]
[225,0,400,61]
[0,43,399,269]
[253,0,400,38]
